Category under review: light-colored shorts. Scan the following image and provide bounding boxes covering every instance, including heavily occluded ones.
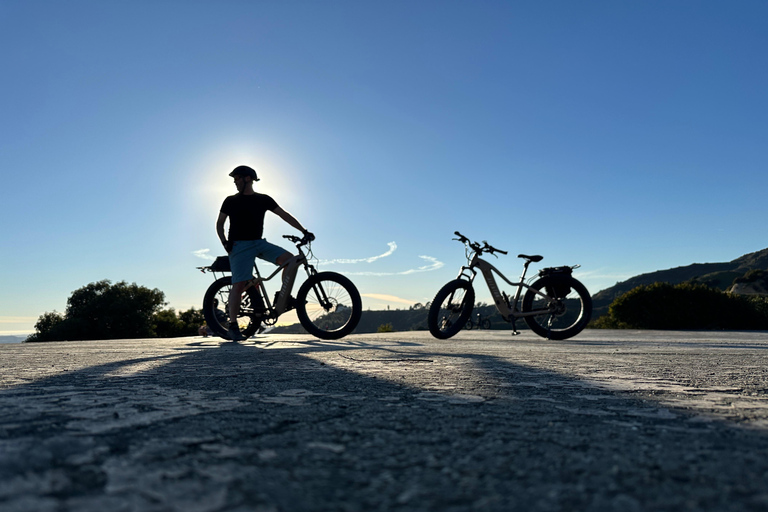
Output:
[229,239,290,283]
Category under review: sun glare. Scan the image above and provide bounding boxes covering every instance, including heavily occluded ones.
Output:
[361,293,416,309]
[187,144,308,224]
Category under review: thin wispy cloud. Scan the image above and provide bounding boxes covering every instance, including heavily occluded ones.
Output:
[320,242,397,265]
[340,255,444,276]
[321,242,443,276]
[193,242,444,276]
[192,249,216,261]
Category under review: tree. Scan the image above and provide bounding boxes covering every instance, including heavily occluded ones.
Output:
[30,311,69,341]
[28,280,166,342]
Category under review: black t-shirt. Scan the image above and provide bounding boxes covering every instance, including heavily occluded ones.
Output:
[220,193,279,241]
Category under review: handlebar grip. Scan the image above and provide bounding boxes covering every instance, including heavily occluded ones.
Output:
[454,231,470,242]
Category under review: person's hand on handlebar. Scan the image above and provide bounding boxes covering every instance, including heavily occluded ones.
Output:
[303,231,315,242]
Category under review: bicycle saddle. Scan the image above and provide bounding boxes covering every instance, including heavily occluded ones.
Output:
[518,254,543,262]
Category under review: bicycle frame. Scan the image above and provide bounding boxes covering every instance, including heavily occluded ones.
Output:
[244,247,315,325]
[458,253,552,322]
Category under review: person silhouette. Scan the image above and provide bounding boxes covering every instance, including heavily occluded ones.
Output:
[215,165,313,340]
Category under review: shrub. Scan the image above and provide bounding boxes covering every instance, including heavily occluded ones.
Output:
[594,281,768,330]
[734,269,768,284]
[153,307,205,337]
[377,323,394,333]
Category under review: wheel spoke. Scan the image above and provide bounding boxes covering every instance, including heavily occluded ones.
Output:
[203,276,262,339]
[522,276,592,340]
[428,280,475,339]
[296,273,362,339]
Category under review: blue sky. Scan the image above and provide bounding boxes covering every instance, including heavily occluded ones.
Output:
[2,1,767,335]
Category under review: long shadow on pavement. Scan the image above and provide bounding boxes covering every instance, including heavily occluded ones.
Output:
[1,333,767,511]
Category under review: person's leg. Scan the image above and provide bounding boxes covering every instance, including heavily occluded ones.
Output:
[227,241,259,340]
[228,280,248,323]
[276,252,293,282]
[254,239,294,285]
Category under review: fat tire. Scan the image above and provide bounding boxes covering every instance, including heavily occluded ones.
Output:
[522,276,592,340]
[296,272,362,340]
[428,280,475,339]
[202,276,262,339]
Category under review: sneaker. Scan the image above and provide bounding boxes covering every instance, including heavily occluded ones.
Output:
[226,323,247,341]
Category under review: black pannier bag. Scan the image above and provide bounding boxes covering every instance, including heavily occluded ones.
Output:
[209,256,231,272]
[539,266,572,298]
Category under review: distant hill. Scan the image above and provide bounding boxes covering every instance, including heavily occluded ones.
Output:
[271,304,510,335]
[271,308,431,335]
[592,247,768,319]
[0,335,27,344]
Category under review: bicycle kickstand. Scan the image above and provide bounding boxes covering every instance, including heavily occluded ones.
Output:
[510,320,520,336]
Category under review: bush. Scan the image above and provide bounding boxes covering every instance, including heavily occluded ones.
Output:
[593,281,768,330]
[153,307,205,337]
[377,323,394,333]
[734,269,768,284]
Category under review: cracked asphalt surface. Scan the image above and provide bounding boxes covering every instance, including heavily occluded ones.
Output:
[2,329,768,511]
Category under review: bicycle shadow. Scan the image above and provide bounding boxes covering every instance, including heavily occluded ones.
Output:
[1,333,767,511]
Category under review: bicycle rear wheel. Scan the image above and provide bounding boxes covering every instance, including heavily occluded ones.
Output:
[202,276,263,339]
[296,272,362,340]
[521,276,591,340]
[428,280,475,339]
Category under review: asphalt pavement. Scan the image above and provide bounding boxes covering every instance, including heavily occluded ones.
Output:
[2,329,768,511]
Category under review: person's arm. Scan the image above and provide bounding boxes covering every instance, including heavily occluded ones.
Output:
[273,207,310,235]
[216,212,231,252]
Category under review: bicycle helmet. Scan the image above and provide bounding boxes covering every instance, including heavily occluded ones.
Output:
[229,165,259,181]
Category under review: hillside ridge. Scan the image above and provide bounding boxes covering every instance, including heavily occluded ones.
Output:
[592,246,768,316]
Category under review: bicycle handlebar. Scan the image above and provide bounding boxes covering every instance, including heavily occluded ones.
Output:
[453,231,470,244]
[283,233,315,247]
[482,241,508,255]
[453,231,507,256]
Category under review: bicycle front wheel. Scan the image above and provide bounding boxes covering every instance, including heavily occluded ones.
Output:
[202,276,263,339]
[522,276,592,340]
[296,272,362,340]
[428,279,475,339]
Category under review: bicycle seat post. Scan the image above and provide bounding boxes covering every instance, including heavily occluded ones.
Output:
[519,259,532,282]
